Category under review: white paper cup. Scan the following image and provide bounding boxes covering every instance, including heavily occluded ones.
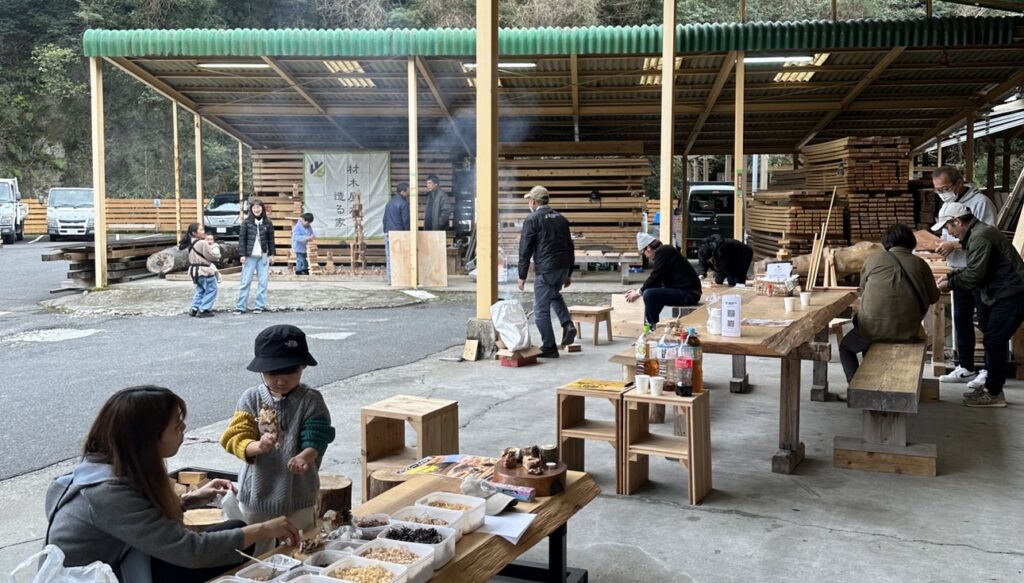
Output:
[783,297,796,311]
[650,376,665,396]
[800,291,812,307]
[635,374,651,394]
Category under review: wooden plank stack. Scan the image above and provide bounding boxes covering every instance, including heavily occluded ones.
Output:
[802,137,911,193]
[42,236,176,287]
[846,193,916,241]
[746,190,845,259]
[25,199,199,236]
[498,158,650,255]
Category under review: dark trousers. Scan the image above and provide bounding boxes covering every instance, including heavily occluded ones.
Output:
[534,268,572,351]
[975,298,1024,395]
[642,288,699,327]
[952,288,982,371]
[150,520,252,583]
[839,327,873,382]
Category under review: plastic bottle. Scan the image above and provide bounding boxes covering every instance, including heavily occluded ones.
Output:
[686,326,704,393]
[647,328,660,376]
[635,324,651,377]
[656,327,675,385]
[675,353,693,396]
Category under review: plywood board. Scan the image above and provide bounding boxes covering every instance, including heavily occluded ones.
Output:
[610,293,647,338]
[389,231,448,288]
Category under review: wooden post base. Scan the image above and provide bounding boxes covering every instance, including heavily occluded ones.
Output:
[771,442,805,474]
[811,387,840,402]
[730,355,750,393]
[833,436,937,477]
[920,378,940,403]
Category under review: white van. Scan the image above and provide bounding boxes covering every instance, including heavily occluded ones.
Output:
[0,178,28,244]
[45,187,94,241]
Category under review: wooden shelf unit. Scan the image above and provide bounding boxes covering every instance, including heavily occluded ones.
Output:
[556,379,632,495]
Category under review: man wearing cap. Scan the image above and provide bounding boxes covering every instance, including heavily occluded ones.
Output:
[932,166,997,388]
[935,203,1024,408]
[625,233,701,327]
[518,185,576,358]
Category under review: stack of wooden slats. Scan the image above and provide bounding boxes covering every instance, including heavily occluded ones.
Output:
[41,236,174,287]
[746,190,845,259]
[766,169,806,190]
[802,137,911,193]
[845,193,916,241]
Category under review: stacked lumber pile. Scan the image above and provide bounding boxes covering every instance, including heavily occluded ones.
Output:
[41,236,175,287]
[498,158,649,254]
[909,180,939,230]
[767,169,806,190]
[747,190,845,259]
[845,193,916,241]
[24,199,199,236]
[802,137,911,192]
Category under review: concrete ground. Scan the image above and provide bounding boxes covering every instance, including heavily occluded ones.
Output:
[2,318,1022,581]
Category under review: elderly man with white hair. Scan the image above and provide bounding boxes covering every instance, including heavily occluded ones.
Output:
[624,233,702,327]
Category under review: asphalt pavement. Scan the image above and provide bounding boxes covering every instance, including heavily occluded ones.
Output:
[0,238,472,480]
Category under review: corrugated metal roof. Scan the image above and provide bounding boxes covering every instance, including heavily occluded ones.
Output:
[84,16,1023,58]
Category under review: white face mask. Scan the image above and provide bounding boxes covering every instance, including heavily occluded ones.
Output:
[938,191,957,203]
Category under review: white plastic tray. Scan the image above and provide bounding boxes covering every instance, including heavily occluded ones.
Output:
[414,492,486,532]
[322,555,408,583]
[272,565,323,582]
[379,522,458,571]
[390,505,466,538]
[354,538,435,583]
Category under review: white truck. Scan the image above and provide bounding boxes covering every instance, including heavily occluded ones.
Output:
[0,178,28,244]
[43,187,94,241]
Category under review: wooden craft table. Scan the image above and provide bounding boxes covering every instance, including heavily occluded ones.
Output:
[611,289,856,474]
[225,472,601,583]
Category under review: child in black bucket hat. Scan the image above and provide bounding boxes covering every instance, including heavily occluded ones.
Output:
[220,325,335,531]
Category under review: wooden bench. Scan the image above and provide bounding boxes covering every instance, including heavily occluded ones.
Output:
[568,305,614,345]
[833,343,937,477]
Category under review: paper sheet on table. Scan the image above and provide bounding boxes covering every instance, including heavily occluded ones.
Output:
[742,318,795,327]
[478,512,537,544]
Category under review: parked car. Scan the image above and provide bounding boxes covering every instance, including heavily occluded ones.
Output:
[44,187,94,241]
[203,192,246,238]
[683,182,735,257]
[0,178,28,244]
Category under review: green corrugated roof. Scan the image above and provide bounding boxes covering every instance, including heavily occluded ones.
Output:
[83,17,1023,58]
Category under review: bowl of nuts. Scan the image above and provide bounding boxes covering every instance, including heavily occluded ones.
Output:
[322,555,407,583]
[378,523,458,570]
[390,505,466,538]
[352,513,391,539]
[414,492,485,532]
[355,539,435,583]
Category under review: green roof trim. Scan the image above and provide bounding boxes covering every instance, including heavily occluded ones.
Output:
[83,17,1023,58]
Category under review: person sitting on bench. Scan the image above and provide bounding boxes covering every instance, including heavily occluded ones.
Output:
[840,224,940,382]
[624,233,701,327]
[696,234,754,286]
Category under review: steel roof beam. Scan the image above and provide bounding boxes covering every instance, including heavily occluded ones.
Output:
[261,56,362,147]
[413,56,471,156]
[684,51,736,155]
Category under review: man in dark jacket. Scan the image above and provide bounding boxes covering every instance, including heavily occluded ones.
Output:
[625,232,701,327]
[423,174,453,231]
[696,234,754,286]
[518,185,576,357]
[383,182,410,284]
[937,202,1024,408]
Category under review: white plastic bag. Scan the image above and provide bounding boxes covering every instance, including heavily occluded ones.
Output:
[490,299,531,352]
[9,545,117,583]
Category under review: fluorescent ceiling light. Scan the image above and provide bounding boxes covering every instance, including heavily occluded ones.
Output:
[462,62,536,69]
[196,62,271,70]
[639,56,683,86]
[773,53,830,83]
[323,60,375,88]
[745,56,814,64]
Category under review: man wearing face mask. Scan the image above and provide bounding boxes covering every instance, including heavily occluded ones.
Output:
[931,166,997,389]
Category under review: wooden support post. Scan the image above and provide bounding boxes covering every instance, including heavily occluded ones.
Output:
[831,0,837,21]
[725,155,732,180]
[658,0,677,245]
[931,298,947,376]
[238,141,244,215]
[407,58,419,289]
[730,354,750,393]
[987,139,996,196]
[773,356,805,474]
[172,102,182,235]
[1003,138,1012,192]
[936,136,944,167]
[793,152,800,170]
[759,154,769,192]
[926,0,933,18]
[679,154,688,247]
[733,52,746,240]
[475,0,499,319]
[702,156,709,181]
[89,58,108,288]
[810,327,837,402]
[194,113,203,223]
[965,114,975,183]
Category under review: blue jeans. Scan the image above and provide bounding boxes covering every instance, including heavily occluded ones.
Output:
[642,287,699,327]
[236,255,270,311]
[295,252,308,274]
[191,275,218,311]
[534,268,572,352]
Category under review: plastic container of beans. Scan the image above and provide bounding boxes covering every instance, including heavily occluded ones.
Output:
[378,522,458,570]
[322,555,408,583]
[272,566,323,582]
[355,539,434,583]
[414,492,485,532]
[303,550,349,569]
[390,505,466,538]
[234,563,286,581]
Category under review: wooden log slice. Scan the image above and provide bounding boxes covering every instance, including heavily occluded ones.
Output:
[317,472,353,515]
[491,462,568,497]
[368,467,413,500]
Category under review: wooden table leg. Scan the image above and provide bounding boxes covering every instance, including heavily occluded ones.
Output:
[624,400,650,494]
[810,327,837,402]
[932,300,946,377]
[772,356,806,474]
[605,316,614,343]
[730,355,750,393]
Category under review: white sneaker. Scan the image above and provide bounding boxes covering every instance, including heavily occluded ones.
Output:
[966,369,988,390]
[939,366,978,384]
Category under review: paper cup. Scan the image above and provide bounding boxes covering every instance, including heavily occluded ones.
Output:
[800,291,812,307]
[635,374,651,394]
[650,376,665,396]
[783,297,796,312]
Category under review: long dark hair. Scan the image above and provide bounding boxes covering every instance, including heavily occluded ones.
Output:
[83,386,187,521]
[246,200,271,224]
[178,222,201,250]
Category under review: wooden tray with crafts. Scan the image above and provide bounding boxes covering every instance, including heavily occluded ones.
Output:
[491,462,568,497]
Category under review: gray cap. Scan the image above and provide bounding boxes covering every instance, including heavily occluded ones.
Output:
[523,185,549,203]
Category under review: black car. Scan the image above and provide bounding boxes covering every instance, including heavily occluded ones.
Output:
[683,183,735,257]
[203,193,245,239]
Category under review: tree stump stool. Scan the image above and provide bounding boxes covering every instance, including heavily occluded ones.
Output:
[316,472,352,517]
[367,467,414,500]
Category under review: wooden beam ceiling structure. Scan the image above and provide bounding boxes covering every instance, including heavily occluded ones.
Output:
[261,56,361,147]
[684,51,736,155]
[414,57,472,156]
[912,67,1024,152]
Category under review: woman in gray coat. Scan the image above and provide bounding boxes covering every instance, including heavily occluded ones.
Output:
[45,386,298,583]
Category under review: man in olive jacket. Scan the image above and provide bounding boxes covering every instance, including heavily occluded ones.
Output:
[937,203,1024,408]
[839,224,940,382]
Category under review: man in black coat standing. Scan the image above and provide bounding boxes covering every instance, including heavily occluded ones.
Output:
[625,232,702,327]
[518,186,577,358]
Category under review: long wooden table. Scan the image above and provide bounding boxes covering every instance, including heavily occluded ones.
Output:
[611,289,856,474]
